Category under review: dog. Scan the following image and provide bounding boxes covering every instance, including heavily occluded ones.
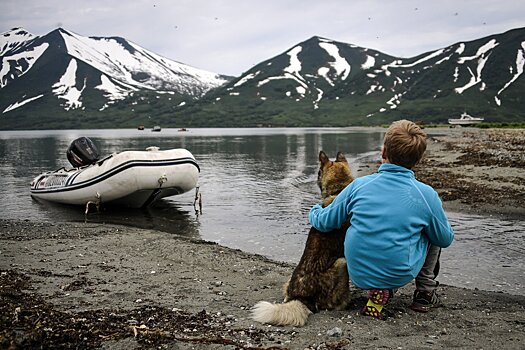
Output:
[251,151,354,327]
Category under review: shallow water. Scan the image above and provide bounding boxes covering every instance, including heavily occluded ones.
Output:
[0,128,523,295]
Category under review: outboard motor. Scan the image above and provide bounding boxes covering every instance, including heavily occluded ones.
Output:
[67,137,100,168]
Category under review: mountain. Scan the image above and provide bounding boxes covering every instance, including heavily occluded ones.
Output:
[0,27,230,129]
[1,27,524,129]
[173,28,525,127]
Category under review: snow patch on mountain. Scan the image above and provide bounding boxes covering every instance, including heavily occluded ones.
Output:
[96,75,136,101]
[455,43,466,55]
[234,71,260,87]
[52,59,86,110]
[127,41,228,89]
[0,28,35,56]
[458,39,499,63]
[435,54,453,65]
[1,27,231,117]
[313,88,323,109]
[284,46,303,76]
[366,85,378,95]
[58,29,226,97]
[0,43,49,88]
[382,49,445,73]
[455,39,498,94]
[96,75,136,111]
[258,46,309,91]
[495,41,525,103]
[2,94,43,113]
[318,42,350,80]
[318,67,333,85]
[62,31,149,89]
[362,55,375,69]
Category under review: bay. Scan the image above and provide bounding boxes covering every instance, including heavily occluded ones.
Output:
[0,127,523,295]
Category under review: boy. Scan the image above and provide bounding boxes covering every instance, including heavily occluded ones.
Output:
[308,120,454,319]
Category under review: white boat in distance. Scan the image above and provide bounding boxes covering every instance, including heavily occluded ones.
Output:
[448,112,484,125]
[31,147,199,208]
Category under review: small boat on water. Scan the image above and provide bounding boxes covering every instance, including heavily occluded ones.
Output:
[152,125,161,132]
[178,128,188,132]
[448,112,484,126]
[30,137,199,209]
[137,125,145,130]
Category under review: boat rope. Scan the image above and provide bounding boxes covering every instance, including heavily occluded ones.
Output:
[193,186,202,215]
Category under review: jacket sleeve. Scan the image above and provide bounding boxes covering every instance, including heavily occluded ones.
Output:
[423,191,454,247]
[308,185,352,232]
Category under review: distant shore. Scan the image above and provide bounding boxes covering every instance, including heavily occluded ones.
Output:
[1,127,524,349]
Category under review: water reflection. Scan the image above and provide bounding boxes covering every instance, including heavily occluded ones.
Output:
[31,196,200,239]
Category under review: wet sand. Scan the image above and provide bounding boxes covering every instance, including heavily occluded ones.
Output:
[1,127,524,349]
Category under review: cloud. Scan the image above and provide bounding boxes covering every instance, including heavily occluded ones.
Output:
[1,0,525,76]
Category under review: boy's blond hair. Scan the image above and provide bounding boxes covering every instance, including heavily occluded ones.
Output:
[383,120,427,169]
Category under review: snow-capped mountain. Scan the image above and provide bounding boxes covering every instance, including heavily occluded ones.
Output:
[1,26,524,129]
[0,27,229,125]
[177,27,525,127]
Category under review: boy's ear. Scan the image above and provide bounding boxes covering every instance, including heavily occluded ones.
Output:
[381,146,387,160]
[319,151,330,165]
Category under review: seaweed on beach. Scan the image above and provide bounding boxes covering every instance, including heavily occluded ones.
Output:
[0,270,290,349]
[414,129,525,210]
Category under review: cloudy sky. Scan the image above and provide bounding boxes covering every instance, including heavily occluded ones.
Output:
[2,0,525,76]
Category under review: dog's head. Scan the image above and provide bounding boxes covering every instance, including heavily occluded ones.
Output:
[317,151,354,207]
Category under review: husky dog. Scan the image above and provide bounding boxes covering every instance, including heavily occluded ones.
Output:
[251,151,354,327]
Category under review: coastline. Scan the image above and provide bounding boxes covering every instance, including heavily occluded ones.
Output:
[1,127,524,349]
[356,127,525,220]
[417,127,525,220]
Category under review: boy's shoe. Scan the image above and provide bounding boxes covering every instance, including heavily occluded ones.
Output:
[410,290,441,313]
[360,303,385,320]
[368,288,393,305]
[360,289,394,320]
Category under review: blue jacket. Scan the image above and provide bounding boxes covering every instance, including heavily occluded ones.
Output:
[309,163,454,290]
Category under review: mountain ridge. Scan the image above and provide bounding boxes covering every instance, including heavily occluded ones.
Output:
[1,26,524,129]
[0,27,230,128]
[172,27,524,127]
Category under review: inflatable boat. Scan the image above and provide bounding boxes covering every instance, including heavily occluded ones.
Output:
[30,138,200,209]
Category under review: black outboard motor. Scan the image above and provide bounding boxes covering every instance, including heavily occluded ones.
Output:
[66,137,100,168]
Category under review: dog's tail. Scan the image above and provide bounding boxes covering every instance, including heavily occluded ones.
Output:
[250,300,312,327]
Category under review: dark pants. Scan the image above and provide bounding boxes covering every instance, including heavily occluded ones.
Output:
[415,244,441,292]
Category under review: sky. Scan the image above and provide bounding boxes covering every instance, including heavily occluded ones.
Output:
[2,0,525,77]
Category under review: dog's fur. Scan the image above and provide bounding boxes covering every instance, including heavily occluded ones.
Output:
[251,151,354,327]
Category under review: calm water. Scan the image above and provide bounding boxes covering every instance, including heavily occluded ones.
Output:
[0,128,523,295]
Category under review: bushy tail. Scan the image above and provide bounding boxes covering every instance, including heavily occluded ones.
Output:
[250,300,312,327]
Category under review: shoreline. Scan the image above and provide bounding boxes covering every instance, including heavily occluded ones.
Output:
[1,219,524,349]
[355,127,525,220]
[1,127,524,349]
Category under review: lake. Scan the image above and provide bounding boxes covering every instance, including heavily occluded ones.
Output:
[0,128,523,295]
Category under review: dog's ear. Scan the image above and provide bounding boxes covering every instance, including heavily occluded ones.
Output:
[319,151,330,165]
[336,151,348,163]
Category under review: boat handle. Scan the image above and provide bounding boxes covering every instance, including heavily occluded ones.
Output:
[158,174,168,187]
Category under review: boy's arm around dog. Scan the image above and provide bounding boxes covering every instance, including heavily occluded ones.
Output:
[308,179,356,233]
[308,166,454,249]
